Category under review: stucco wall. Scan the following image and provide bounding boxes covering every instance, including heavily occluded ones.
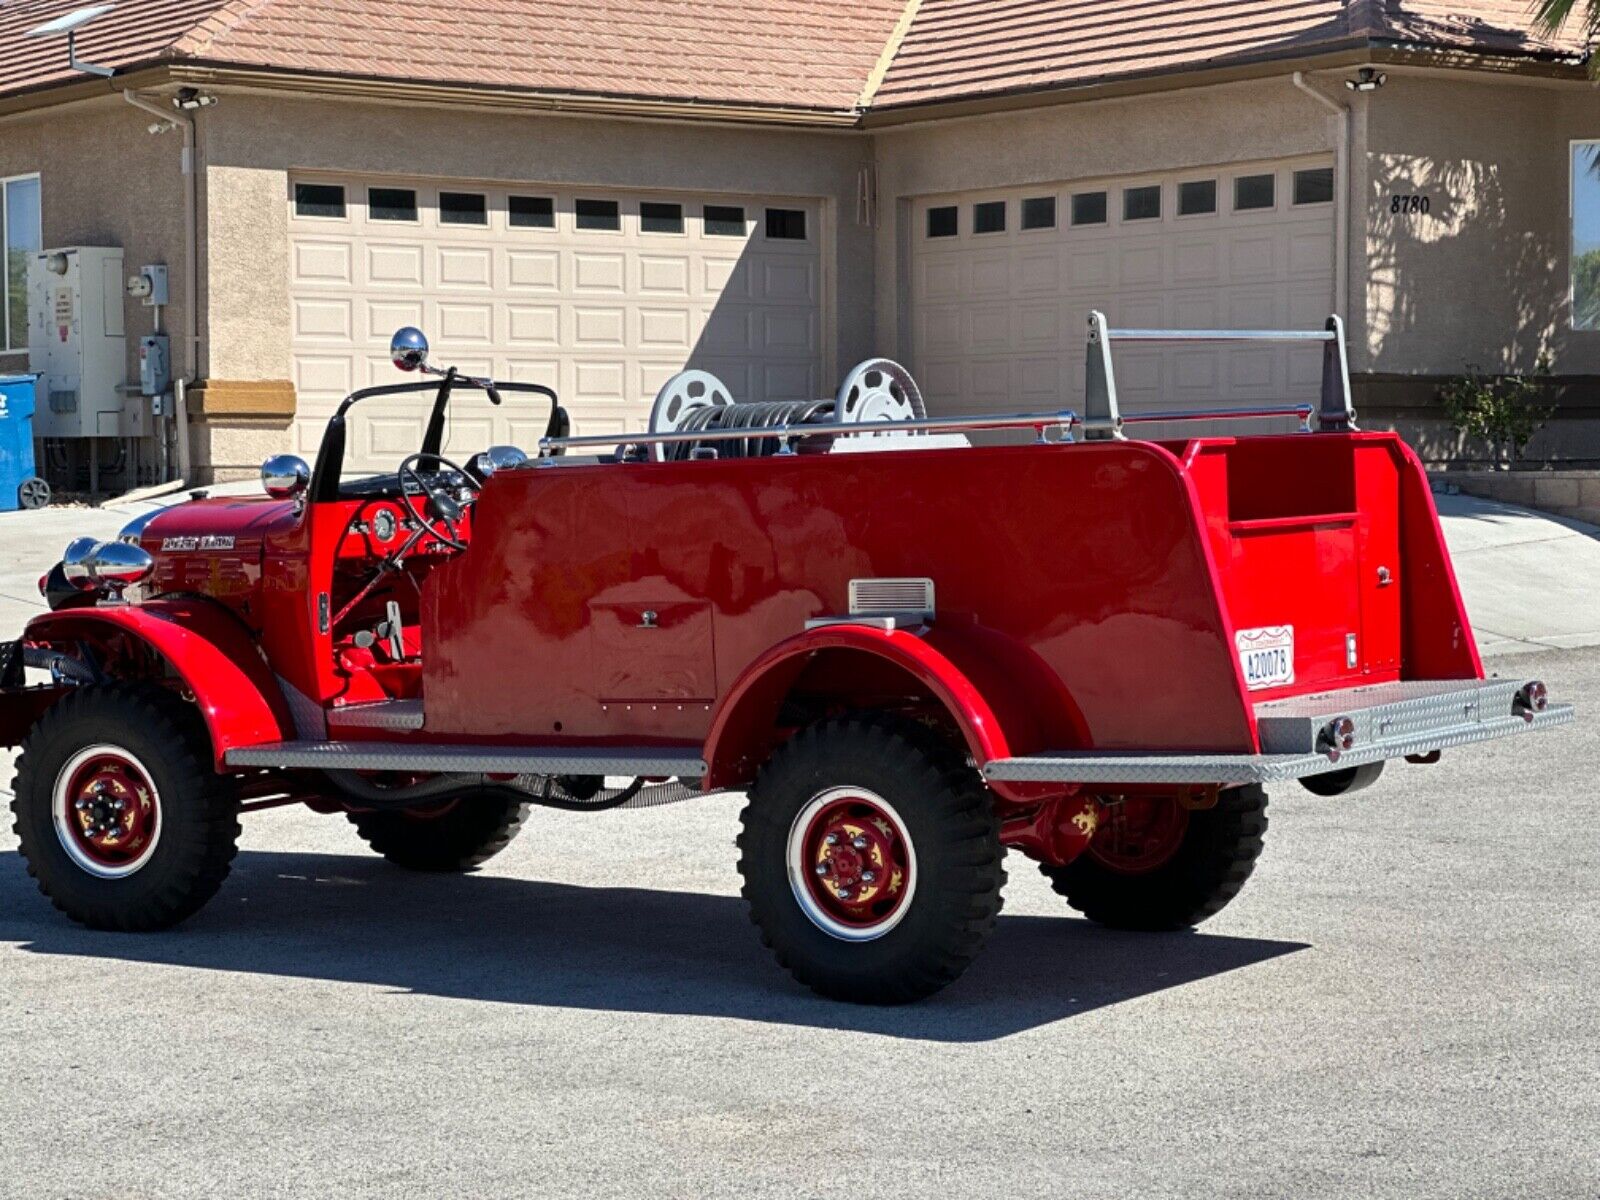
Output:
[868,77,1346,362]
[1360,73,1600,379]
[199,92,875,389]
[0,96,188,386]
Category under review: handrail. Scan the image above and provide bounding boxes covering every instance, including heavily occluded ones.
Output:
[538,409,1080,457]
[1084,310,1356,441]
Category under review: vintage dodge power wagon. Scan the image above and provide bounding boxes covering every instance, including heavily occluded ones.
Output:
[0,315,1572,1003]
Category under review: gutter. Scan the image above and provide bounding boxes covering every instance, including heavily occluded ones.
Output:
[1291,71,1351,325]
[119,87,196,493]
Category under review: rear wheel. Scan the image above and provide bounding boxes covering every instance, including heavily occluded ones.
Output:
[12,684,240,929]
[1039,786,1268,931]
[347,792,528,872]
[737,717,1004,1004]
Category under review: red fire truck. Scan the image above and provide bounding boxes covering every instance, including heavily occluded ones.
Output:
[0,316,1570,1003]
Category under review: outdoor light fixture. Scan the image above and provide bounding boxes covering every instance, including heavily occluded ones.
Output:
[1345,68,1387,92]
[173,87,217,110]
[24,4,117,78]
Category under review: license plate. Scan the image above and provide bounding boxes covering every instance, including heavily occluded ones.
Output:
[1236,625,1295,690]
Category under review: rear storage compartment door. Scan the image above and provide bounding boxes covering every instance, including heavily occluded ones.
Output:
[1191,436,1404,698]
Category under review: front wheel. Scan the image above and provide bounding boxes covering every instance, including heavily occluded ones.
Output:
[737,717,1004,1004]
[11,684,240,930]
[1039,785,1268,931]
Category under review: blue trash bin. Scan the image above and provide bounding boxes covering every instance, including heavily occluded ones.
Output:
[0,375,50,512]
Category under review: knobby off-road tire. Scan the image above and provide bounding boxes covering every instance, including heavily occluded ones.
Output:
[12,684,241,930]
[1039,785,1268,931]
[738,717,1005,1004]
[347,792,529,872]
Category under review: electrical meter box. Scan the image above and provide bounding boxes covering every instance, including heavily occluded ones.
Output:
[138,334,170,396]
[26,247,133,439]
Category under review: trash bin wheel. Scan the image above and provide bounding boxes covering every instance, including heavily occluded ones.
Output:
[18,477,50,510]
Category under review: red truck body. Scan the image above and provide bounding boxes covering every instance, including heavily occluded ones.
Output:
[0,320,1566,1003]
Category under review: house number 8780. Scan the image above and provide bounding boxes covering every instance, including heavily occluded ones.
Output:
[1391,194,1431,215]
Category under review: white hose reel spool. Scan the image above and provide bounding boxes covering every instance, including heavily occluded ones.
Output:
[833,359,927,429]
[648,370,735,460]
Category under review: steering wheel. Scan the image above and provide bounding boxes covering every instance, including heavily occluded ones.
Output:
[396,452,479,552]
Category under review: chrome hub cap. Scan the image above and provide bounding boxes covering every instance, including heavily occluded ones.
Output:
[52,745,162,878]
[787,787,916,942]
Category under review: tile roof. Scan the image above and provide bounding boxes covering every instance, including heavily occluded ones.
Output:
[0,0,234,99]
[0,0,1587,112]
[873,0,1589,108]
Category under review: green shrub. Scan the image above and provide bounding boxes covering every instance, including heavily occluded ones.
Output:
[1438,357,1554,468]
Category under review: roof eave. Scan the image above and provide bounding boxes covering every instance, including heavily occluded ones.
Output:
[861,37,1591,127]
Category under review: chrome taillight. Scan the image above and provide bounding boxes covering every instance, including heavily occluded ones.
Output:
[1318,716,1357,757]
[1515,681,1548,720]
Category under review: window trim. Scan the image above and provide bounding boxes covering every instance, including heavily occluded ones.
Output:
[292,180,348,221]
[1570,138,1600,332]
[763,206,809,241]
[1291,166,1336,207]
[639,200,686,236]
[1070,190,1109,228]
[972,199,1008,235]
[574,197,623,233]
[1019,195,1057,232]
[1232,172,1278,213]
[925,204,959,239]
[2,172,42,354]
[1176,178,1218,219]
[507,194,556,230]
[702,204,748,237]
[1122,183,1162,223]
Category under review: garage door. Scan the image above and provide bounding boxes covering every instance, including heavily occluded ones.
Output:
[909,157,1336,425]
[288,175,822,471]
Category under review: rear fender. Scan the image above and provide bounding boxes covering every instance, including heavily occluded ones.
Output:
[16,599,294,768]
[703,624,1073,804]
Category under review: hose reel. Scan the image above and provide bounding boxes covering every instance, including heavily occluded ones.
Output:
[646,358,929,461]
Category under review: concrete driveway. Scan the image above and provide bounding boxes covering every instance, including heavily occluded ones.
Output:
[0,489,1595,1198]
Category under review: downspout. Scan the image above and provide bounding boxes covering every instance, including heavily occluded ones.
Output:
[120,89,196,498]
[1292,71,1350,324]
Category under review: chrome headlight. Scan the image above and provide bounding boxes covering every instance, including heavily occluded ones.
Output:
[117,508,162,546]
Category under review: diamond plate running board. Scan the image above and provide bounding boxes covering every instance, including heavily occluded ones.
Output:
[984,702,1571,785]
[225,741,708,777]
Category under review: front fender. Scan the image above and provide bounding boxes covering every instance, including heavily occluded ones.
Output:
[703,623,1057,799]
[20,599,294,768]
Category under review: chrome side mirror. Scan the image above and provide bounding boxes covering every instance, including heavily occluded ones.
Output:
[391,326,429,372]
[261,454,310,500]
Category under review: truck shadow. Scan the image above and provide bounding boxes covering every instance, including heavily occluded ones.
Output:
[1,849,1307,1042]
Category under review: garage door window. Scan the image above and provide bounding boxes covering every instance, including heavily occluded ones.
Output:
[1123,185,1161,222]
[1235,174,1276,211]
[440,191,487,226]
[1571,142,1599,331]
[926,205,958,238]
[509,195,554,228]
[294,182,345,219]
[704,205,746,236]
[1294,168,1334,206]
[1178,180,1216,216]
[3,173,41,351]
[575,199,621,231]
[368,187,417,222]
[1021,196,1056,230]
[640,202,684,234]
[1071,191,1107,226]
[973,201,1007,234]
[765,208,807,240]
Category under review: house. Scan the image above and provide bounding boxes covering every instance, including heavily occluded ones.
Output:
[0,0,1594,484]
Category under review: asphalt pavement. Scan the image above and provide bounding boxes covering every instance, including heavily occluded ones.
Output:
[0,488,1595,1198]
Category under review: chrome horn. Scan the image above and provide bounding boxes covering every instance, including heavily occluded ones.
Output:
[390,326,430,372]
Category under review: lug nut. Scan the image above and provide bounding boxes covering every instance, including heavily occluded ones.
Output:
[74,798,90,811]
[851,835,869,850]
[112,798,126,812]
[835,888,852,901]
[861,870,876,884]
[814,862,830,876]
[824,833,839,846]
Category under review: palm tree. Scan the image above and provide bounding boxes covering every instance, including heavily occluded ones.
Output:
[1533,0,1598,72]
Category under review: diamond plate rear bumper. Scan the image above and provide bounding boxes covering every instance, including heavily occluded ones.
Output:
[983,677,1573,786]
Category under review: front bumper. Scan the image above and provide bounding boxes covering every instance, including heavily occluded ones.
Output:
[983,678,1573,786]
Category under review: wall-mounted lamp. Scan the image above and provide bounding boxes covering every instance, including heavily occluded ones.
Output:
[24,5,117,78]
[1345,68,1388,92]
[173,87,217,110]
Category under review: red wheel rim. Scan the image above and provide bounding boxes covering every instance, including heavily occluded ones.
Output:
[52,746,161,878]
[787,788,916,942]
[1089,796,1189,874]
